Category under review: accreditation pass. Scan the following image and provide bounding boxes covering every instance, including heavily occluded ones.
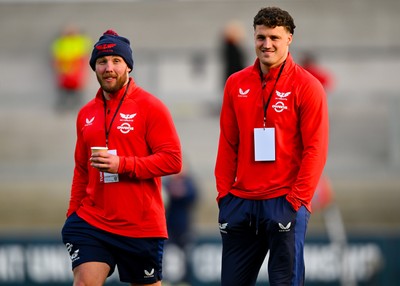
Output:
[104,149,119,183]
[254,127,275,161]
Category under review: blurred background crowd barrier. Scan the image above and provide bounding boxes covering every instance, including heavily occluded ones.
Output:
[0,0,399,285]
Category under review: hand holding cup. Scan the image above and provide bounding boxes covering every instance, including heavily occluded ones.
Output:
[90,147,119,173]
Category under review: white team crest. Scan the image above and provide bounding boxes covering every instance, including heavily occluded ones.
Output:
[120,113,136,120]
[275,91,291,98]
[118,113,135,134]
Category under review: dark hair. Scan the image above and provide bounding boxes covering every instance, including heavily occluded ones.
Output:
[253,7,296,34]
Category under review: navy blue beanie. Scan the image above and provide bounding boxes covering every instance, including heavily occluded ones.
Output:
[90,30,134,72]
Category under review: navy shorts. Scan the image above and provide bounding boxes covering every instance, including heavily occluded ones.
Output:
[218,194,310,286]
[61,213,165,284]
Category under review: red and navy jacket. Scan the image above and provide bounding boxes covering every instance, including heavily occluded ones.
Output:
[67,78,182,238]
[215,53,329,212]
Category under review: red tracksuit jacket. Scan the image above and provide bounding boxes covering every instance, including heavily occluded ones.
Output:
[67,78,182,238]
[215,53,329,212]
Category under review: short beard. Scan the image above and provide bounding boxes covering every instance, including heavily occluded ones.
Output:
[97,72,128,94]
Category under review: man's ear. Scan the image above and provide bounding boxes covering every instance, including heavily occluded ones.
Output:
[287,33,293,46]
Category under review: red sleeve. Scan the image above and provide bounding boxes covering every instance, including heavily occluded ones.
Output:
[66,114,89,217]
[215,78,239,202]
[118,99,182,179]
[286,79,329,211]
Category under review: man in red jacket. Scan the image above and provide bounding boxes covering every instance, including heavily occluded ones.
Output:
[215,7,329,286]
[62,30,182,286]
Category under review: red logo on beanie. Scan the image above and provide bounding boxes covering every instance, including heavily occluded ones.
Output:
[96,43,117,51]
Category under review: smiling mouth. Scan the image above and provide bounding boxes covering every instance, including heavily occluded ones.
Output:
[261,49,274,53]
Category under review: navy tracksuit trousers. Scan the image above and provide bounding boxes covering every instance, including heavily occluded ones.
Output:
[218,194,310,286]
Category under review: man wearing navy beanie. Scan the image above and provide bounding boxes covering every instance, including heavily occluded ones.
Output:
[89,29,134,72]
[62,29,182,286]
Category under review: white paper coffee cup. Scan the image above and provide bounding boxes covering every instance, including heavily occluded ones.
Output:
[91,146,108,154]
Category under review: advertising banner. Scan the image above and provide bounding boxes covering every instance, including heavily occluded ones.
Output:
[0,234,398,286]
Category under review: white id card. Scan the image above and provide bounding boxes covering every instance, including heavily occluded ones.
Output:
[104,149,119,183]
[254,128,275,161]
